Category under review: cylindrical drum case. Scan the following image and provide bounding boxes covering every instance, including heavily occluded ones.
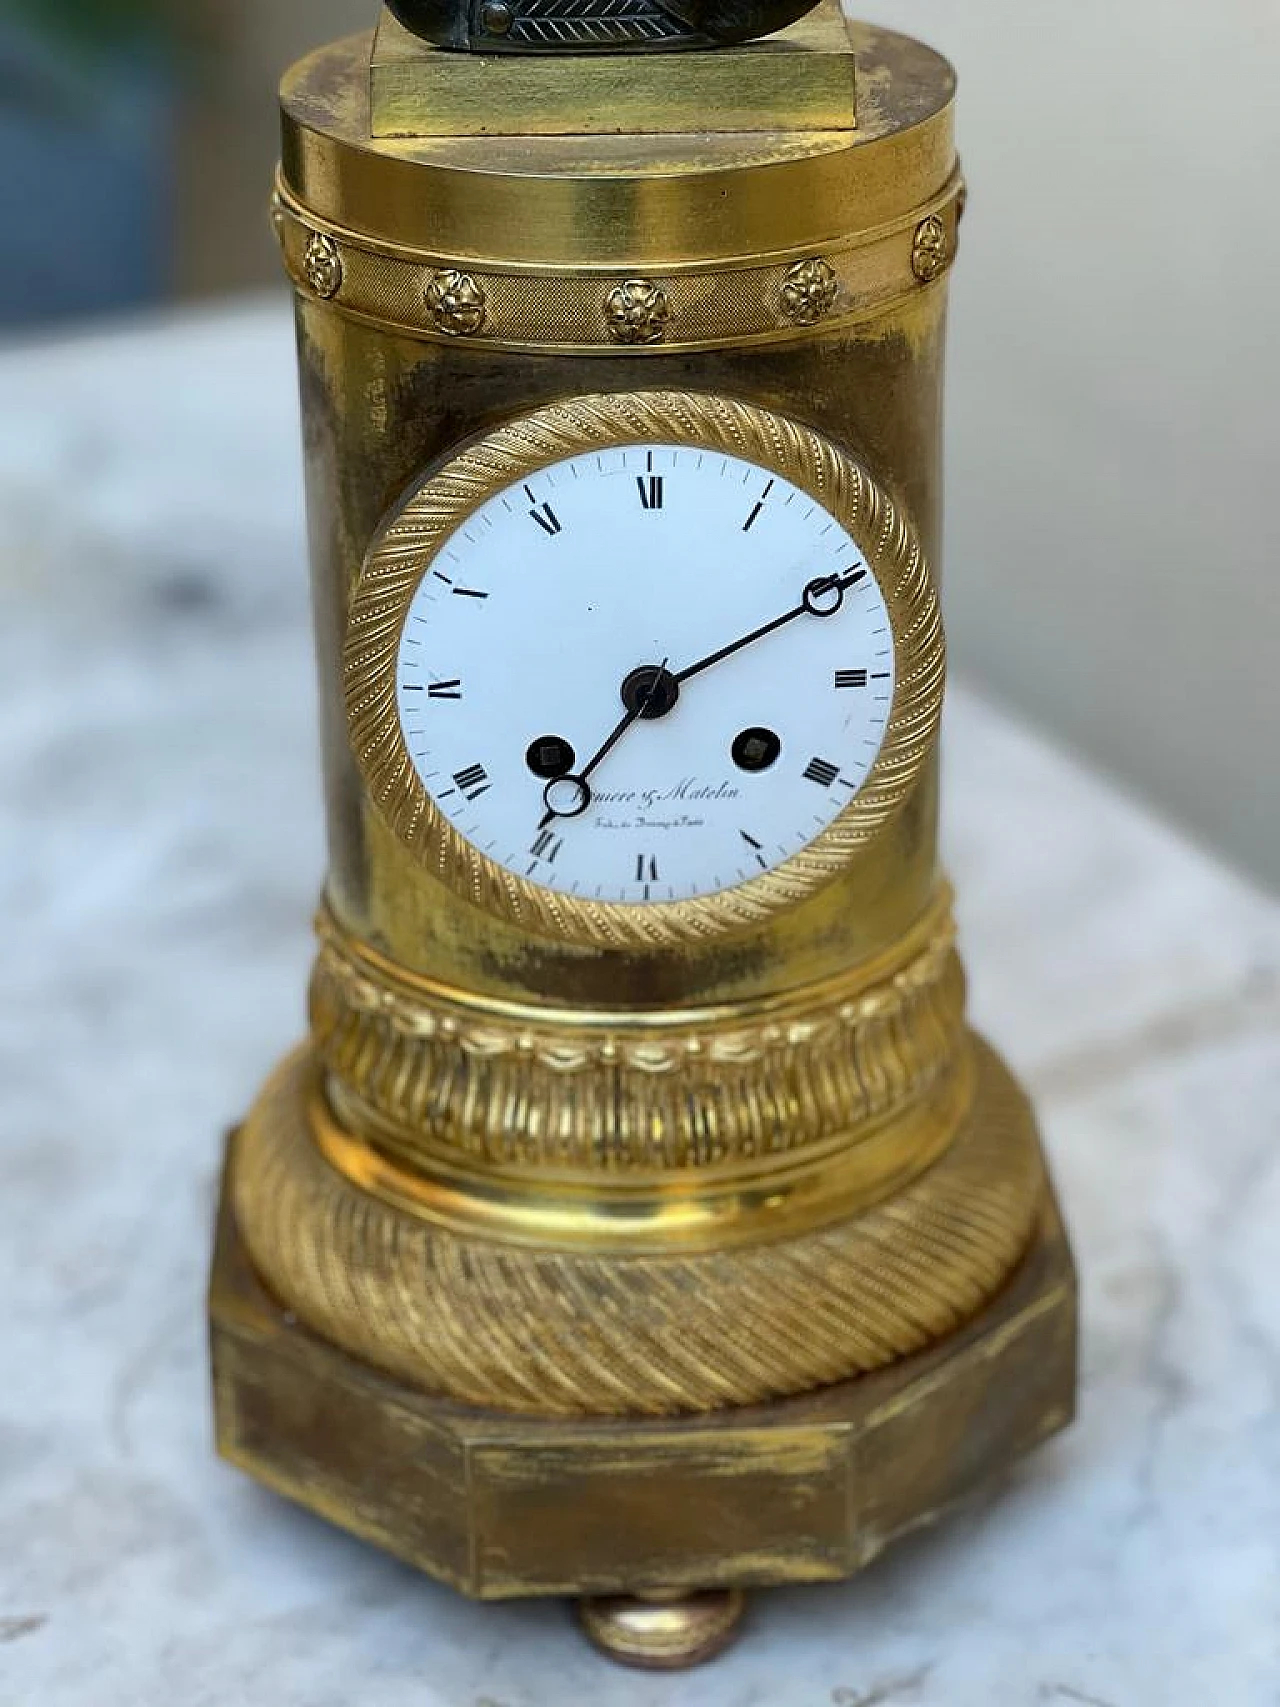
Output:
[210,13,1076,1656]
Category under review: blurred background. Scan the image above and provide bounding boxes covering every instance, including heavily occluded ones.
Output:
[0,0,1276,889]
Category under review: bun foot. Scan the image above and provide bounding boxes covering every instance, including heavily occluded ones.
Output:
[578,1587,746,1669]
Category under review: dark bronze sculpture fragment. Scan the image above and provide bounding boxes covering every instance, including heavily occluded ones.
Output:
[386,0,821,53]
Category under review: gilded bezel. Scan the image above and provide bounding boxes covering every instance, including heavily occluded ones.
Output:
[344,391,945,947]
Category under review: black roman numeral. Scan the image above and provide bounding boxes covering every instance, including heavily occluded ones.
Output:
[835,669,869,689]
[740,830,768,870]
[804,757,841,788]
[637,475,664,510]
[452,763,490,800]
[530,830,563,865]
[525,486,562,536]
[742,479,775,533]
[427,679,463,699]
[634,853,659,899]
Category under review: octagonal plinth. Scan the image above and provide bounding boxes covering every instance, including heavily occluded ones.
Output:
[209,1144,1076,1600]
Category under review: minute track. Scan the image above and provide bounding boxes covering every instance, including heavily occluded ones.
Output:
[388,435,899,909]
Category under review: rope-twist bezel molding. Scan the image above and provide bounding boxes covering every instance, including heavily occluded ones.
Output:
[344,391,946,948]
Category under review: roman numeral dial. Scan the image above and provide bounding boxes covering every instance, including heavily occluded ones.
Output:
[451,763,490,800]
[394,439,898,905]
[804,757,841,788]
[526,486,563,537]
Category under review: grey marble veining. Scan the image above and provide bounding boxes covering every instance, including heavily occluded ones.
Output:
[1,300,1278,1707]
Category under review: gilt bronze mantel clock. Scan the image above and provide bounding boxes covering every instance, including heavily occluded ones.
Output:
[209,0,1077,1668]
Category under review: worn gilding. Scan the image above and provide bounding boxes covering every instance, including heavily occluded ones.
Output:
[213,10,1076,1664]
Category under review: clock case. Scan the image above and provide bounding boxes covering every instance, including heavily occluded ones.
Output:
[209,6,1077,1666]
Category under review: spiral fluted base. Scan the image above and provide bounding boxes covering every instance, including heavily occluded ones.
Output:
[231,1033,1044,1418]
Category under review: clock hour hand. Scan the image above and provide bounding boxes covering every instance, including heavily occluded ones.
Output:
[674,566,866,687]
[539,659,672,827]
[538,703,636,828]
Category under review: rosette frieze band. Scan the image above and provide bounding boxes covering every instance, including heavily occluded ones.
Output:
[272,174,962,354]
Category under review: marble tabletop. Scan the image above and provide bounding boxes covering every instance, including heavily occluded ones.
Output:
[2,300,1278,1707]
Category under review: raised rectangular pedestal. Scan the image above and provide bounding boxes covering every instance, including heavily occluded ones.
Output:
[369,0,858,137]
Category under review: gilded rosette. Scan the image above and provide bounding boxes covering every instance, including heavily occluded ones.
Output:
[272,23,960,354]
[272,176,962,354]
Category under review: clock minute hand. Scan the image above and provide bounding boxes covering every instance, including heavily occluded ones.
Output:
[674,567,866,687]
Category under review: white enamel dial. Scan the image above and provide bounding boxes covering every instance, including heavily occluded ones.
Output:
[394,442,896,905]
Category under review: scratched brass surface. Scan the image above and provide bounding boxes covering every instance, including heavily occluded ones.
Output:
[370,2,857,138]
[343,395,944,946]
[213,13,1077,1632]
[296,289,950,1005]
[281,24,954,268]
[212,1137,1078,1595]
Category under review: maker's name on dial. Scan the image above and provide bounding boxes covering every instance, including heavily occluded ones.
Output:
[595,778,741,810]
